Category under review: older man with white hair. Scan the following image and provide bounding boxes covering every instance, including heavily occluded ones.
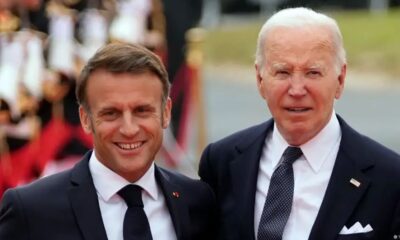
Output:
[199,7,400,240]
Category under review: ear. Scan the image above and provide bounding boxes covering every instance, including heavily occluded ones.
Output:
[79,105,92,134]
[335,64,346,99]
[162,98,172,129]
[255,64,266,99]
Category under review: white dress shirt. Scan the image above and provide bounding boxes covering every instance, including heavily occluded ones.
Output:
[89,152,177,240]
[254,112,342,240]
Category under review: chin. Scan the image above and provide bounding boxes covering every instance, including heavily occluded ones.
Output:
[285,123,309,134]
[284,127,313,144]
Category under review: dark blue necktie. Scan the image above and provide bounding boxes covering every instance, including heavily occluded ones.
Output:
[257,146,303,240]
[118,185,153,240]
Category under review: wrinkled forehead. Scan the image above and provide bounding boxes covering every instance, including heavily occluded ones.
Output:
[269,61,326,70]
[262,27,336,70]
[264,26,335,59]
[266,26,334,49]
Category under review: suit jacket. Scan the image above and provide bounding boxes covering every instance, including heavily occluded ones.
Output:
[199,115,400,240]
[0,152,217,240]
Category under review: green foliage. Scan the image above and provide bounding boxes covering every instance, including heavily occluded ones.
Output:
[334,9,400,76]
[204,23,262,66]
[204,9,400,76]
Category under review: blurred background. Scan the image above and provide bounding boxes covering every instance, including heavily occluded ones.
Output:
[1,0,399,197]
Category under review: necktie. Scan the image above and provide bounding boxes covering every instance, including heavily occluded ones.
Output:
[118,185,153,240]
[257,146,303,240]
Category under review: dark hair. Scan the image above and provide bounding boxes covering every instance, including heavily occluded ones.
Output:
[76,43,170,110]
[0,98,10,111]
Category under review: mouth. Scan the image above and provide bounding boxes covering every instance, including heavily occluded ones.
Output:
[115,141,145,151]
[285,107,312,113]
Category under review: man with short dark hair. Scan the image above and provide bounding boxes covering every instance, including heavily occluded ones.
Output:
[0,43,216,240]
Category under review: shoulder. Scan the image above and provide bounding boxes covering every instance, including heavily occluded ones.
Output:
[339,116,400,173]
[0,152,93,209]
[360,134,400,173]
[2,169,72,206]
[156,167,218,238]
[12,152,92,199]
[0,168,73,236]
[361,134,400,160]
[157,167,211,192]
[199,120,271,169]
[156,167,215,201]
[198,121,271,186]
[205,120,272,154]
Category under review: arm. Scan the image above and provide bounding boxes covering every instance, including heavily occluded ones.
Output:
[198,144,221,240]
[198,144,217,193]
[197,180,218,240]
[390,193,400,239]
[0,189,29,240]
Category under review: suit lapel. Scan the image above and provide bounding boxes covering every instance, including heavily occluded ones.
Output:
[68,152,108,240]
[309,116,374,240]
[230,121,273,240]
[155,167,190,240]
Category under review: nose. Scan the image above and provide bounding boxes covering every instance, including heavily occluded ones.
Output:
[119,112,139,137]
[288,74,307,97]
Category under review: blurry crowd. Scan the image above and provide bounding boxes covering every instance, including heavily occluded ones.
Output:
[0,0,203,196]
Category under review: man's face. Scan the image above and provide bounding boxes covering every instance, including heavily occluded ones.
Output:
[79,70,171,182]
[256,26,346,146]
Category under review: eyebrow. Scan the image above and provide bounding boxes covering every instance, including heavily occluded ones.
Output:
[308,64,323,69]
[270,63,289,69]
[307,62,327,71]
[269,63,327,73]
[136,104,156,110]
[97,107,118,114]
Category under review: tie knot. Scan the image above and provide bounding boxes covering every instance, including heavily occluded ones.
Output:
[118,185,144,208]
[281,146,303,165]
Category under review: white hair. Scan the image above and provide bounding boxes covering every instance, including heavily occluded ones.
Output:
[255,7,346,74]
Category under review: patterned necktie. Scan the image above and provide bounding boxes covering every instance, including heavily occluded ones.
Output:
[257,146,303,240]
[118,185,153,240]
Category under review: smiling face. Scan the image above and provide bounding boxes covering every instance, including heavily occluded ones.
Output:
[256,26,346,146]
[79,69,171,182]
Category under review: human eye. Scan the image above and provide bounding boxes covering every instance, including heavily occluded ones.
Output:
[306,70,322,79]
[135,105,154,117]
[99,109,119,121]
[275,70,290,79]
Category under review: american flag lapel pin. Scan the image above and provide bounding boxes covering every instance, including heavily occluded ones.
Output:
[350,178,361,187]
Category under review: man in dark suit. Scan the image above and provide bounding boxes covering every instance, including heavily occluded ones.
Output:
[199,7,400,240]
[0,43,216,240]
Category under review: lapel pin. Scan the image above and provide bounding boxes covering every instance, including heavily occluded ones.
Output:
[172,191,180,198]
[350,178,361,187]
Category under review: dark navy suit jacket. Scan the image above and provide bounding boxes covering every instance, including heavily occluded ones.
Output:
[0,151,217,240]
[199,115,400,240]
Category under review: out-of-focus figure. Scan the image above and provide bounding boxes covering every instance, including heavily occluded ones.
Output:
[109,0,165,52]
[161,0,203,166]
[0,0,48,194]
[1,0,202,196]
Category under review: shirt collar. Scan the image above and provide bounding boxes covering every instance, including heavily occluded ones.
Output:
[271,111,341,172]
[89,151,159,202]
